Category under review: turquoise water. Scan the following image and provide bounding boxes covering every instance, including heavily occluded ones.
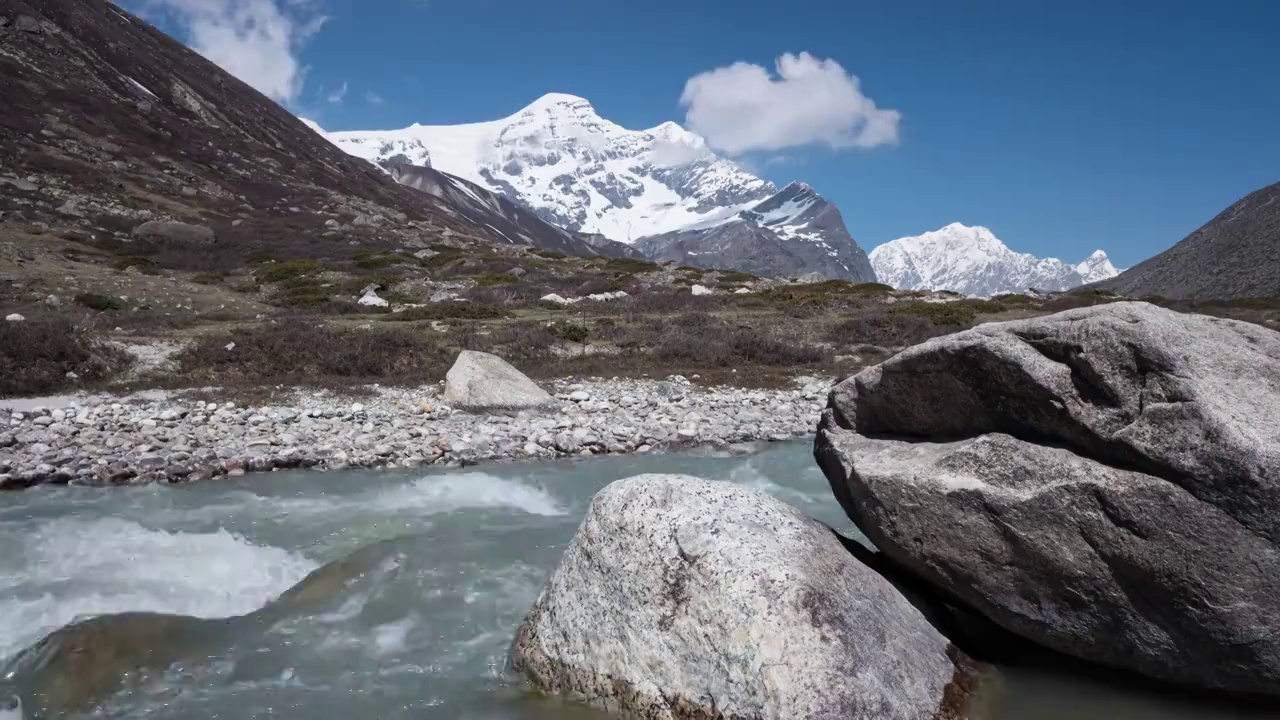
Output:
[0,443,1274,719]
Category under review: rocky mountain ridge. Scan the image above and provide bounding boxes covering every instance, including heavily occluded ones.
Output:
[1091,182,1280,300]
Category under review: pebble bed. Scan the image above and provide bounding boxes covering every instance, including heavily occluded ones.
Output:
[0,376,831,489]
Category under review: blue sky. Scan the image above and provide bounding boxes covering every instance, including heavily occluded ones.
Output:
[131,0,1279,266]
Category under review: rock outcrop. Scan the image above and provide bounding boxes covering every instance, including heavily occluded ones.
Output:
[511,474,974,719]
[130,220,215,246]
[441,350,554,412]
[816,301,1280,695]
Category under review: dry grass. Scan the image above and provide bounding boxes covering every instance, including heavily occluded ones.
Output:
[0,320,132,397]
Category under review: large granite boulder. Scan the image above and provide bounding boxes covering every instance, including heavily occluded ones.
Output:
[511,474,975,720]
[441,350,554,412]
[130,220,215,245]
[815,301,1280,694]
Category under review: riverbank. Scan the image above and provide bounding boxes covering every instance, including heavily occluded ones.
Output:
[0,375,829,489]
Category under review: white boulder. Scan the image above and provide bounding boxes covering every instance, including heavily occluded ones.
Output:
[442,350,555,412]
[5,313,24,322]
[512,474,973,719]
[690,284,713,296]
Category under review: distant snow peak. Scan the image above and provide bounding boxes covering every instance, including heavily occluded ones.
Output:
[870,223,1121,296]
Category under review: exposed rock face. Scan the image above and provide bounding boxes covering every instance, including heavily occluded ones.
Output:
[0,0,554,269]
[815,301,1280,694]
[383,162,640,259]
[441,350,554,412]
[1092,182,1280,300]
[637,182,877,282]
[130,220,215,246]
[511,474,974,719]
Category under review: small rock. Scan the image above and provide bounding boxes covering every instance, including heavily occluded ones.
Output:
[5,314,24,322]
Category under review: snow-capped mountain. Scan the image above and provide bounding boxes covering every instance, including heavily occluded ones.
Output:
[870,223,1121,296]
[638,182,877,281]
[317,93,773,240]
[306,93,876,280]
[385,163,639,259]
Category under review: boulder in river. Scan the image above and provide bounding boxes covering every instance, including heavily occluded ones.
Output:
[816,301,1280,695]
[511,474,975,719]
[442,350,554,412]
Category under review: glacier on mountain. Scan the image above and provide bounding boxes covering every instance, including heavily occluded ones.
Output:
[304,92,876,281]
[313,93,773,242]
[870,223,1120,296]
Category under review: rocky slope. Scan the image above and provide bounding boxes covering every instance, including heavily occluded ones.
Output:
[1092,182,1280,300]
[870,223,1120,296]
[0,1,615,271]
[314,94,875,280]
[637,181,877,281]
[384,163,639,259]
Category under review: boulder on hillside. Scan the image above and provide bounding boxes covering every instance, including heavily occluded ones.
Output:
[130,220,215,246]
[816,301,1280,695]
[511,474,975,719]
[441,350,554,412]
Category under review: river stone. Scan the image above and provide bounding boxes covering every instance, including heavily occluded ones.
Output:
[442,350,554,412]
[815,301,1280,694]
[511,474,974,719]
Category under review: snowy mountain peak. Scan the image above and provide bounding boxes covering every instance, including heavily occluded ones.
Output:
[520,92,594,114]
[1075,249,1120,282]
[317,95,773,241]
[870,223,1121,296]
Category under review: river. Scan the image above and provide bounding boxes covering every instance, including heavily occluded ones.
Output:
[1,443,1275,719]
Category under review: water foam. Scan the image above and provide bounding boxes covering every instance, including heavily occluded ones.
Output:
[0,517,316,658]
[371,473,566,517]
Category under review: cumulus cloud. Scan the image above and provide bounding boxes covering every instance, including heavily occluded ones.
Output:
[142,0,326,104]
[325,80,347,104]
[680,52,900,155]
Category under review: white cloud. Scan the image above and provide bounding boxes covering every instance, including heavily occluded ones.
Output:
[142,0,326,104]
[326,80,347,104]
[680,52,901,155]
[366,91,385,105]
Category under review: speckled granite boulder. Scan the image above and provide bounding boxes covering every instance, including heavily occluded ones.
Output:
[511,474,974,719]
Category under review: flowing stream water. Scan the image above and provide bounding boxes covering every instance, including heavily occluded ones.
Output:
[1,442,1275,719]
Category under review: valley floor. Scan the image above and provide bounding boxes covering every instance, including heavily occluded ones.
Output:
[0,376,827,489]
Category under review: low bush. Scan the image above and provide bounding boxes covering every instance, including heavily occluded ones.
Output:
[716,271,758,283]
[530,249,567,260]
[380,302,510,321]
[192,272,225,285]
[352,251,400,270]
[850,282,895,295]
[889,301,977,327]
[603,257,658,273]
[474,273,519,288]
[0,319,131,397]
[255,259,327,283]
[113,256,160,274]
[75,292,125,311]
[174,324,452,387]
[548,321,589,343]
[826,311,952,347]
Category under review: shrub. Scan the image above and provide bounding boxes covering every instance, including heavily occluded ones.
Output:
[174,324,452,387]
[0,320,130,397]
[113,256,159,274]
[255,259,326,283]
[352,251,400,270]
[826,311,950,347]
[474,273,519,288]
[992,293,1036,305]
[889,302,977,327]
[421,253,464,269]
[380,302,510,321]
[75,292,125,311]
[549,321,589,343]
[717,271,758,283]
[603,257,658,273]
[531,249,567,260]
[192,272,225,285]
[850,282,895,296]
